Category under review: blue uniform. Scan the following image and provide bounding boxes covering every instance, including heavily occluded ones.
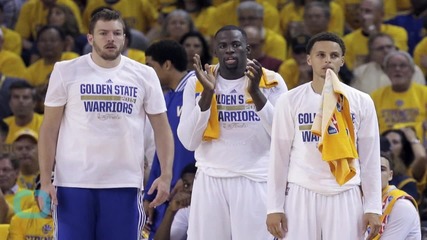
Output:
[144,71,196,239]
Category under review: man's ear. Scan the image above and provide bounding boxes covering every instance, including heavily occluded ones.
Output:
[246,45,251,55]
[307,55,312,66]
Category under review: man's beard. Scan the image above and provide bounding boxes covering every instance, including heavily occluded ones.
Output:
[93,41,123,61]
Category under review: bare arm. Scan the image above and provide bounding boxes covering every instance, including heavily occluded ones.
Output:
[402,127,427,181]
[147,112,174,208]
[38,106,64,210]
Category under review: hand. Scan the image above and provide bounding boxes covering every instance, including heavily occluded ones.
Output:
[147,174,171,208]
[168,179,183,201]
[245,59,263,93]
[168,191,191,212]
[363,213,381,240]
[266,212,288,239]
[142,200,154,230]
[37,183,57,216]
[400,127,417,141]
[193,54,215,91]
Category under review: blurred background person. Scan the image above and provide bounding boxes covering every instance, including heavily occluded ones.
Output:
[179,31,211,71]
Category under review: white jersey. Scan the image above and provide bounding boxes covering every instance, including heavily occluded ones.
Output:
[380,199,421,240]
[45,54,166,189]
[178,72,287,182]
[170,207,190,240]
[267,82,382,214]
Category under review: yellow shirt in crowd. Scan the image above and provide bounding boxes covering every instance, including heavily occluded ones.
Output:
[1,27,22,56]
[414,37,427,76]
[3,114,44,145]
[371,83,427,141]
[8,205,54,240]
[0,50,29,81]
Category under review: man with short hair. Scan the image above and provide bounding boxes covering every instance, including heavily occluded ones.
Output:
[267,32,382,240]
[374,152,421,239]
[12,128,39,190]
[38,9,174,240]
[178,25,287,239]
[144,40,196,239]
[3,81,42,145]
[352,33,425,94]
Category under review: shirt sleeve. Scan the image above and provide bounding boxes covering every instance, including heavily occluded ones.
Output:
[358,95,382,215]
[142,67,167,115]
[267,93,294,214]
[177,76,211,151]
[170,207,189,240]
[380,199,421,239]
[44,62,67,107]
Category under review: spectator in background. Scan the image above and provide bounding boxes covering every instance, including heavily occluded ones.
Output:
[302,1,331,36]
[245,26,282,72]
[14,0,82,65]
[8,174,54,239]
[148,9,194,43]
[343,0,408,71]
[0,153,35,223]
[371,51,427,143]
[279,0,344,41]
[382,128,427,201]
[179,31,211,71]
[0,29,29,81]
[177,0,216,37]
[82,0,158,34]
[0,4,22,56]
[12,129,39,191]
[278,34,312,89]
[2,81,43,146]
[0,75,28,120]
[0,0,24,29]
[27,25,79,87]
[47,3,87,55]
[352,33,425,94]
[237,1,287,61]
[211,0,280,37]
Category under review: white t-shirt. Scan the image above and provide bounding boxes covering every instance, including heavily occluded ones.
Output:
[177,70,287,182]
[380,199,421,240]
[170,207,190,240]
[267,82,382,215]
[45,54,166,189]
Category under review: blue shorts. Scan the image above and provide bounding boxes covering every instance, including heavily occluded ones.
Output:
[54,187,145,240]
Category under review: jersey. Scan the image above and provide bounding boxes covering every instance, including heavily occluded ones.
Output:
[144,71,195,238]
[413,36,427,76]
[14,0,82,40]
[374,185,420,239]
[27,52,80,87]
[3,113,44,145]
[8,205,54,240]
[267,82,381,215]
[343,24,408,70]
[170,207,190,240]
[371,82,427,141]
[178,67,288,182]
[44,54,166,189]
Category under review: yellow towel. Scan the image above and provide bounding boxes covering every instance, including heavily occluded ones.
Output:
[195,64,278,140]
[311,69,358,186]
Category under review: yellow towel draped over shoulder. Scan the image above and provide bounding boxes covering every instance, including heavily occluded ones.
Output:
[311,69,358,186]
[195,63,279,141]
